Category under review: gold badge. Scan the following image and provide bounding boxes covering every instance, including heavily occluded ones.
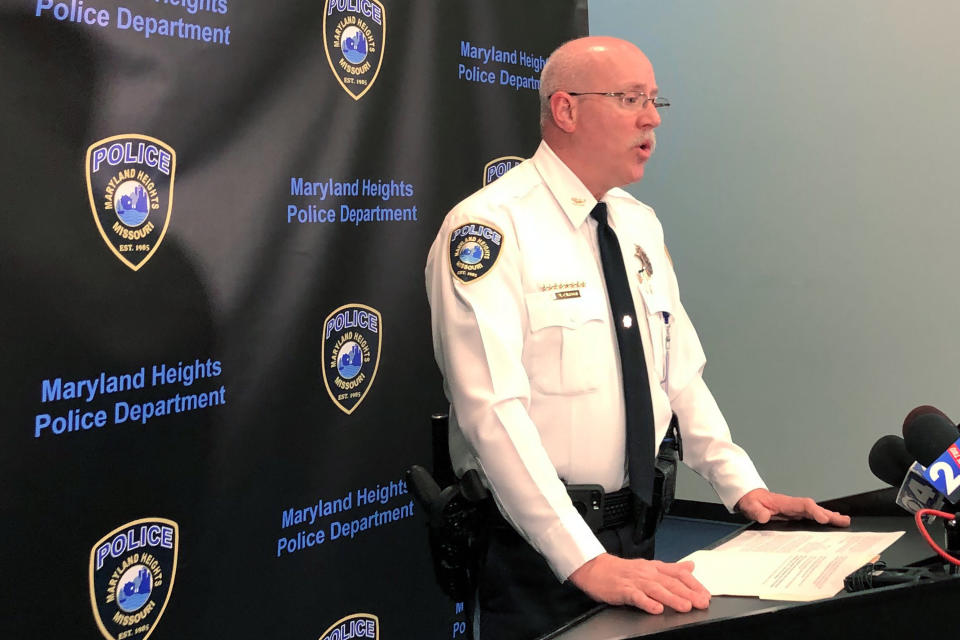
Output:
[634,245,653,282]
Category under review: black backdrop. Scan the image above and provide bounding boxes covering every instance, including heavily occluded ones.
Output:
[0,1,585,637]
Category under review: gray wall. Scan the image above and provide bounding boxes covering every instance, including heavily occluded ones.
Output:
[590,1,960,503]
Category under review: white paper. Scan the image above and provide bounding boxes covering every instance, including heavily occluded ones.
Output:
[681,530,905,601]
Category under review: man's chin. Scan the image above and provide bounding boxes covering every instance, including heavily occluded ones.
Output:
[624,165,646,186]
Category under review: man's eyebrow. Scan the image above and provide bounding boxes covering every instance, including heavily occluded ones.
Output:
[626,83,658,96]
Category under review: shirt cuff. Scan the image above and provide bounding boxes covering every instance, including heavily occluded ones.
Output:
[536,510,606,581]
[713,465,767,513]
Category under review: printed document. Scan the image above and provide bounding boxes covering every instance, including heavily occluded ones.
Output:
[682,530,904,601]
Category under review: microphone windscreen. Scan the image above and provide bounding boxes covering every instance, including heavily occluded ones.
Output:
[904,412,959,466]
[868,435,914,487]
[902,405,953,435]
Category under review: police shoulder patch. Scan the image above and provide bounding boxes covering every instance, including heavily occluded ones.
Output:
[482,155,524,186]
[448,222,504,284]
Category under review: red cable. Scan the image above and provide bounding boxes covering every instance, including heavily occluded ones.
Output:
[914,509,960,566]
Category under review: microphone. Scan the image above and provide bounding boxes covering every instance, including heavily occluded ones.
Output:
[868,434,947,516]
[904,412,960,466]
[894,408,960,564]
[902,405,955,436]
[868,434,914,488]
[903,412,960,504]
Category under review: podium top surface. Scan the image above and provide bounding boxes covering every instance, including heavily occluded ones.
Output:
[545,514,954,640]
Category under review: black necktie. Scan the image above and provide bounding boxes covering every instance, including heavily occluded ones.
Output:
[590,201,656,505]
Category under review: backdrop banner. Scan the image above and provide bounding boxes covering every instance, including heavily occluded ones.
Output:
[0,1,584,637]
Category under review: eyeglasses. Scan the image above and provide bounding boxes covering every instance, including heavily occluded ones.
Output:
[561,91,670,111]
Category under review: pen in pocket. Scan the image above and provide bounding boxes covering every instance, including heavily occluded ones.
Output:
[662,312,671,386]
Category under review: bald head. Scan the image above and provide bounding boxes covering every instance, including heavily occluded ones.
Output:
[539,36,652,130]
[536,36,661,197]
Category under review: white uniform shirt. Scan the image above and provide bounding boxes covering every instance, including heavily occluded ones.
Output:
[425,141,766,580]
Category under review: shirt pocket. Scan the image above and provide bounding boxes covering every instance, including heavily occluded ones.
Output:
[524,289,607,395]
[637,286,672,387]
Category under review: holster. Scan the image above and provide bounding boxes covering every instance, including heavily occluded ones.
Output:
[404,465,490,603]
[429,476,490,601]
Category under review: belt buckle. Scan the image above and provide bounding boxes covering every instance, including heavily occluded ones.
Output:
[566,484,605,532]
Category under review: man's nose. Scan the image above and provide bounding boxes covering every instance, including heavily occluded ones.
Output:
[638,103,661,128]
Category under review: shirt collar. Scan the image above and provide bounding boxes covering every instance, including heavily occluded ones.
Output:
[532,140,600,229]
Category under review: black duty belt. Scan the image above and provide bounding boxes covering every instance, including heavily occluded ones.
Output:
[566,485,636,533]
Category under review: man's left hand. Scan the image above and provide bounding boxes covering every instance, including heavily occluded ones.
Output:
[735,488,851,527]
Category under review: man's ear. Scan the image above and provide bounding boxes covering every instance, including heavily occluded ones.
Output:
[550,92,578,133]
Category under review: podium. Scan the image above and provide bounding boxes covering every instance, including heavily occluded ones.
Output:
[543,497,960,639]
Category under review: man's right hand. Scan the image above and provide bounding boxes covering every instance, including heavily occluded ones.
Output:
[567,553,711,614]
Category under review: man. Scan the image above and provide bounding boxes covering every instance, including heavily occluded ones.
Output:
[425,36,849,639]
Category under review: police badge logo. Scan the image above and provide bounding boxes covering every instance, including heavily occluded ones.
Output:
[89,518,178,640]
[86,134,176,271]
[482,156,524,186]
[322,303,382,414]
[319,613,379,640]
[449,222,504,284]
[323,0,386,100]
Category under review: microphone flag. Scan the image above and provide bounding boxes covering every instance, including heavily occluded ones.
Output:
[922,435,960,503]
[897,461,947,520]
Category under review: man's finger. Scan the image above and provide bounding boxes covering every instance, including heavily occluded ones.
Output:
[629,590,665,615]
[653,572,707,600]
[657,563,711,598]
[775,495,812,517]
[642,583,695,613]
[824,510,851,527]
[642,565,710,608]
[752,504,772,523]
[795,499,850,527]
[655,560,694,576]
